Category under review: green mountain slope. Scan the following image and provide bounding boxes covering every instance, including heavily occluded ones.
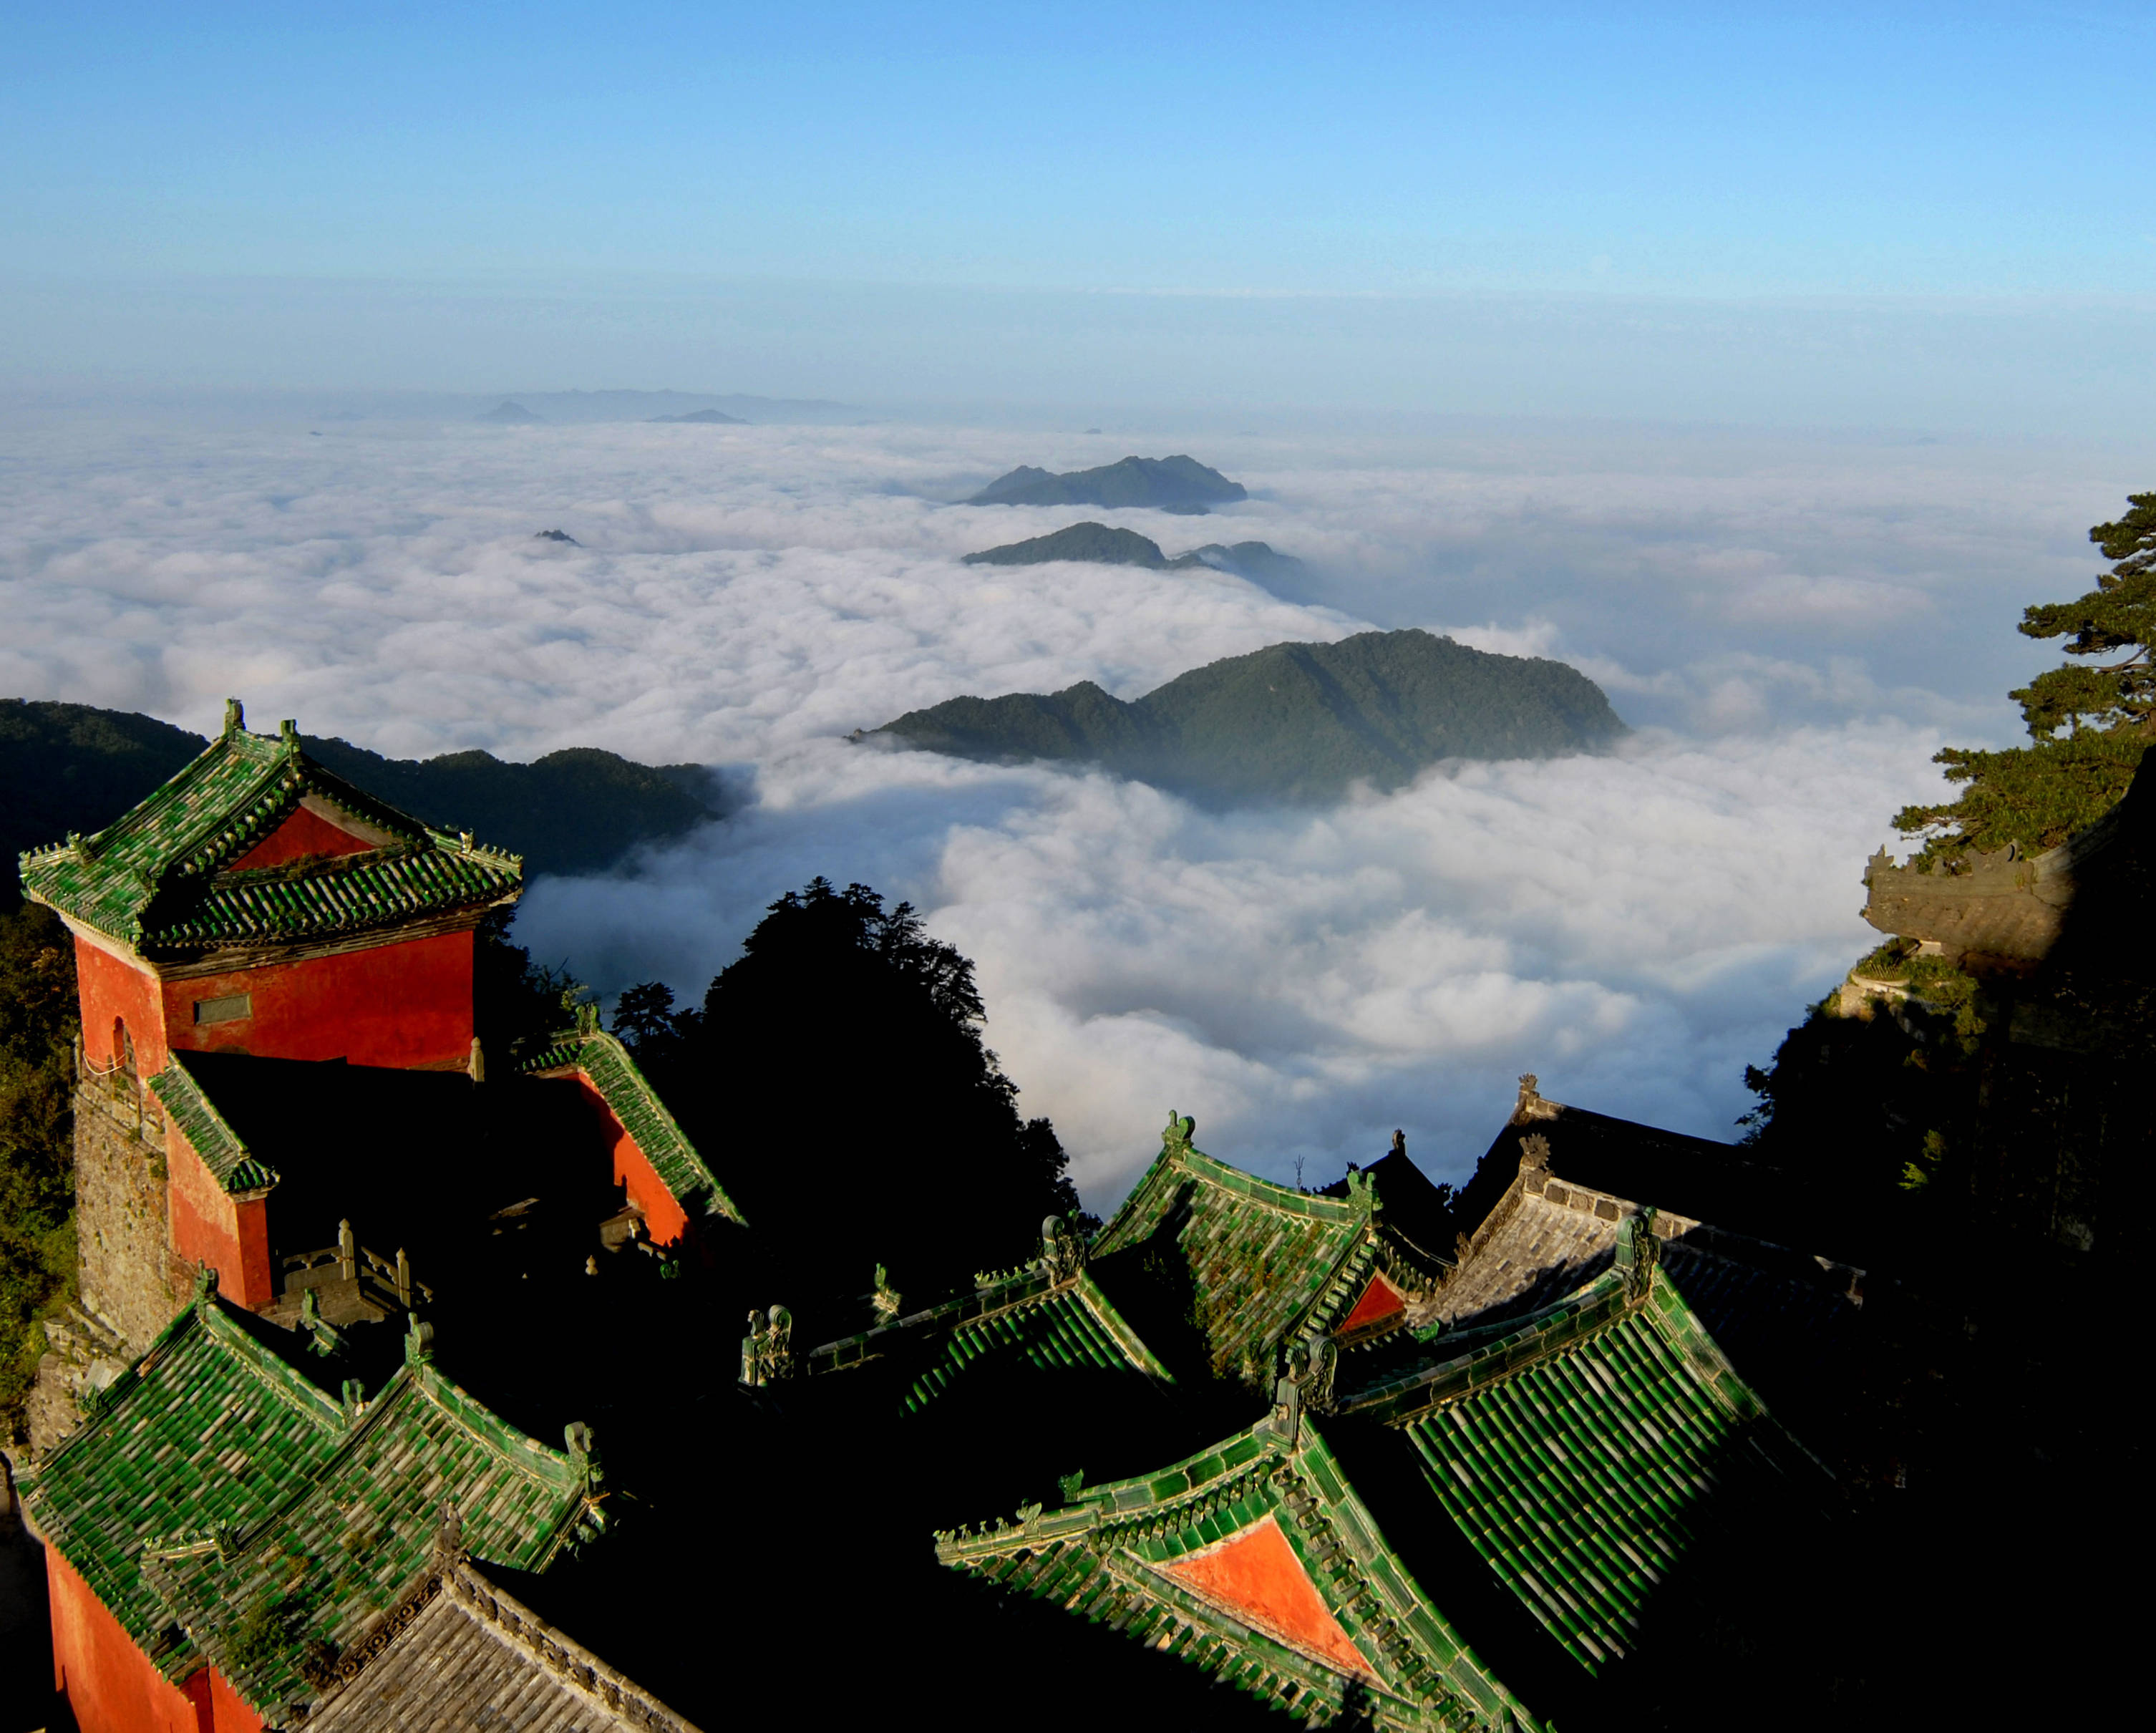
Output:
[958,524,1313,599]
[2,700,724,902]
[962,523,1167,567]
[1163,541,1315,593]
[968,455,1248,513]
[874,628,1625,802]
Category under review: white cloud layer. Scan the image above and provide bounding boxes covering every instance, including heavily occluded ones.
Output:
[1,407,2117,1203]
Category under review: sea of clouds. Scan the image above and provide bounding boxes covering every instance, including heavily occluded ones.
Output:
[1,407,2132,1204]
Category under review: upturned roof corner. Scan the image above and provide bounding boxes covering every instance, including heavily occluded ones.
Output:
[18,708,522,956]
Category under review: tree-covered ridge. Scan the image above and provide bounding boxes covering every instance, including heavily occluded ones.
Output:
[1895,492,2155,865]
[1,699,727,902]
[968,455,1248,512]
[0,904,78,1439]
[963,522,1170,567]
[958,521,1313,593]
[874,628,1626,803]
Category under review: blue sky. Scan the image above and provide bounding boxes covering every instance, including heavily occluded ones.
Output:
[4,2,2150,415]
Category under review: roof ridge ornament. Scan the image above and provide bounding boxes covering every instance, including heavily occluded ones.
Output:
[738,1306,793,1387]
[1040,1214,1088,1283]
[1161,1108,1196,1158]
[223,698,244,737]
[1617,1208,1660,1301]
[1513,1072,1561,1123]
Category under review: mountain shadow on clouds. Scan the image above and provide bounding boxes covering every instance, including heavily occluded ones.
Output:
[968,455,1247,514]
[871,628,1626,804]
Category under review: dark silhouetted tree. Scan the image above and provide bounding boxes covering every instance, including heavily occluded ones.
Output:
[627,878,1077,1319]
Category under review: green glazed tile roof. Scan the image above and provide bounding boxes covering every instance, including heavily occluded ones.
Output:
[1396,1270,1795,1676]
[936,1418,1533,1732]
[902,1282,1158,1416]
[1092,1126,1374,1379]
[520,1029,743,1224]
[19,718,520,953]
[153,1367,590,1715]
[21,1294,593,1721]
[19,1300,351,1676]
[150,1052,281,1193]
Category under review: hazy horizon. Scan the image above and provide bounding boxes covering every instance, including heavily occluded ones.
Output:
[6,2,2148,1208]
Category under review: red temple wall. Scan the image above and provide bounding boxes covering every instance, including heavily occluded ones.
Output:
[566,1075,690,1246]
[75,938,170,1077]
[208,1661,266,1732]
[76,928,476,1077]
[225,807,373,873]
[167,1135,274,1309]
[161,929,475,1069]
[47,1545,212,1733]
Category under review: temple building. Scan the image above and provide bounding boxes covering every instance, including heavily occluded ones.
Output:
[13,706,1873,1732]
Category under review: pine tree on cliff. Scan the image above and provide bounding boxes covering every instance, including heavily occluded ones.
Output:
[1895,492,2155,864]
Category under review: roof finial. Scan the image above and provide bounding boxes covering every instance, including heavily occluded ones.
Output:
[278,718,300,754]
[222,698,244,737]
[1513,1073,1560,1124]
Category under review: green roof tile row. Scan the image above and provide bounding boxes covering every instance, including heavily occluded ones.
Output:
[19,723,519,953]
[902,1287,1147,1415]
[520,1030,742,1224]
[150,1053,279,1193]
[1093,1139,1371,1379]
[155,1369,588,1712]
[19,1301,351,1673]
[1401,1275,1782,1676]
[20,1296,591,1722]
[937,1417,1532,1732]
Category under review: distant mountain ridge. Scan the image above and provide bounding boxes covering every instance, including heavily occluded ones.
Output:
[497,389,855,424]
[960,523,1313,593]
[963,523,1170,567]
[1,700,725,901]
[872,628,1626,803]
[968,455,1247,514]
[650,408,747,424]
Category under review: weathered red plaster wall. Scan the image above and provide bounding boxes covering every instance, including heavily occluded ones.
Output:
[208,1660,266,1732]
[1340,1272,1405,1334]
[75,937,170,1076]
[565,1075,690,1246]
[166,1135,273,1309]
[1163,1515,1374,1681]
[225,807,373,872]
[47,1545,210,1733]
[162,929,475,1069]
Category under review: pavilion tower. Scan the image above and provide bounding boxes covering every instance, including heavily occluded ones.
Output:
[19,700,523,1351]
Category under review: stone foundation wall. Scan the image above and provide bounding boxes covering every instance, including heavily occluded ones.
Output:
[70,1080,185,1359]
